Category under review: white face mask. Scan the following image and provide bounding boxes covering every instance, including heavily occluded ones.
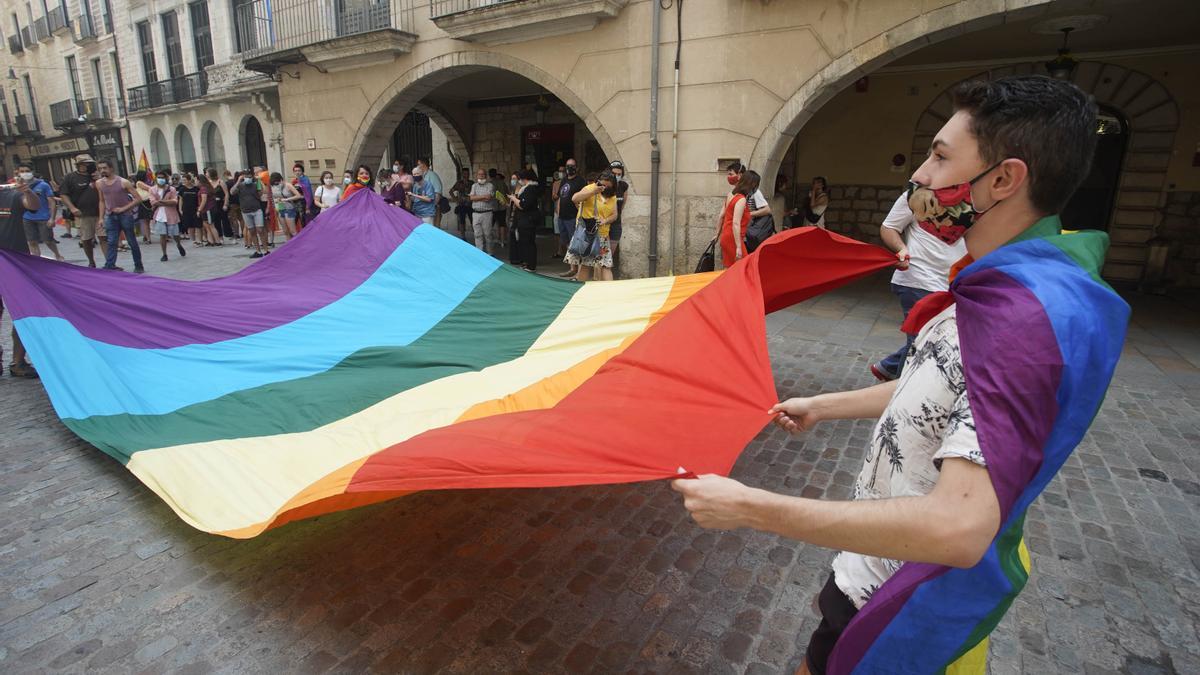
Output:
[19,172,34,181]
[476,178,487,185]
[343,177,352,185]
[392,165,401,172]
[324,178,334,186]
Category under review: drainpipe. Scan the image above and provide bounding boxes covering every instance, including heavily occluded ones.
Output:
[668,0,682,275]
[647,0,661,277]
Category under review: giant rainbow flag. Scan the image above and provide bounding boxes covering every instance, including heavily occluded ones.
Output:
[0,190,894,538]
[827,216,1130,674]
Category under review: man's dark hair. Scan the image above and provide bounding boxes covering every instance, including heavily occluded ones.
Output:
[417,156,431,166]
[16,162,32,171]
[97,159,112,168]
[951,75,1097,214]
[519,168,537,181]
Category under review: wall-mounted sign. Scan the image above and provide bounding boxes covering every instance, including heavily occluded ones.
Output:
[306,138,316,150]
[32,137,83,157]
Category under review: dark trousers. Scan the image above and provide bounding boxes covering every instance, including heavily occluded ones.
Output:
[103,212,143,269]
[516,224,538,270]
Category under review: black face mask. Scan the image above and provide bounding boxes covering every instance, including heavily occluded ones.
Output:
[566,166,577,175]
[601,186,616,197]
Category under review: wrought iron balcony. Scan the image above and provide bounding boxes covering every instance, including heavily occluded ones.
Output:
[237,0,415,73]
[0,121,18,142]
[48,7,70,34]
[20,26,35,47]
[126,72,209,113]
[429,0,628,46]
[8,35,23,55]
[74,13,96,42]
[16,114,41,137]
[50,98,113,129]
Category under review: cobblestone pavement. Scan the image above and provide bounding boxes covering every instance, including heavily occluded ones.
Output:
[1,235,1198,674]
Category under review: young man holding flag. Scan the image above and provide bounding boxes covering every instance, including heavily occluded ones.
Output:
[673,75,1128,674]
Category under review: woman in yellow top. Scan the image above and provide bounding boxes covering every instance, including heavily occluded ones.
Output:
[564,170,620,281]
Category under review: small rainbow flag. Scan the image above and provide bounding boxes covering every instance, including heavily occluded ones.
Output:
[0,190,894,538]
[828,217,1129,673]
[137,148,153,182]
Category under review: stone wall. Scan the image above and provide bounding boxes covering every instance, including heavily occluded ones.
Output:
[822,185,903,246]
[1162,191,1200,288]
[469,101,599,177]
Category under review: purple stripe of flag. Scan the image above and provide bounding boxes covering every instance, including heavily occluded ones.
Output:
[0,190,417,349]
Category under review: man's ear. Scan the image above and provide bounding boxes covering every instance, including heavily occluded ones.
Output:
[989,158,1029,202]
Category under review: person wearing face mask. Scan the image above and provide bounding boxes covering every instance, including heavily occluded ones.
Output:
[270,172,303,240]
[804,176,829,229]
[149,174,188,261]
[511,169,543,271]
[870,177,970,382]
[58,154,107,267]
[94,160,145,272]
[291,164,315,228]
[223,170,242,240]
[564,170,619,282]
[341,165,374,201]
[416,157,444,231]
[314,171,342,213]
[408,165,438,225]
[554,159,586,277]
[450,167,472,241]
[205,168,230,244]
[379,168,407,209]
[489,169,509,247]
[676,76,1129,675]
[14,164,64,262]
[232,170,269,258]
[608,160,629,277]
[716,169,757,268]
[467,168,498,252]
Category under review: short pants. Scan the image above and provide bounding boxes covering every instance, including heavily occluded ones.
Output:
[242,209,265,230]
[76,215,100,241]
[22,219,51,244]
[151,220,180,237]
[805,573,859,675]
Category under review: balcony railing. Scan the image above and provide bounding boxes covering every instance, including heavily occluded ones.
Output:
[0,120,17,142]
[75,13,97,41]
[48,7,70,34]
[34,16,51,41]
[127,72,208,113]
[50,98,114,128]
[430,0,523,19]
[20,26,35,47]
[8,35,23,55]
[235,0,413,60]
[16,114,41,136]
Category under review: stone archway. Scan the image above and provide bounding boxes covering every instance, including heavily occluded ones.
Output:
[413,102,472,171]
[910,61,1179,282]
[201,121,226,172]
[346,51,621,173]
[747,0,1056,190]
[149,128,171,173]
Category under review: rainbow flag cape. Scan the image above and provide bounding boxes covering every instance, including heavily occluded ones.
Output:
[0,190,893,538]
[828,215,1129,674]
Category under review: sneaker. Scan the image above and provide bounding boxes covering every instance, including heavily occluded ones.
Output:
[263,250,270,256]
[160,255,169,262]
[9,362,39,378]
[870,362,897,382]
[134,265,145,274]
[249,252,263,259]
[102,265,123,271]
[178,244,186,257]
[87,261,96,268]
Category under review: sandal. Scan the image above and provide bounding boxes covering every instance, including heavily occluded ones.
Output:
[8,362,39,378]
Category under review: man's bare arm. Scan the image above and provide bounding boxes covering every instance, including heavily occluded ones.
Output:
[673,457,1000,569]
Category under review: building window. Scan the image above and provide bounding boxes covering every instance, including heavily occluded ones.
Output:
[137,20,157,83]
[99,0,111,33]
[232,0,258,53]
[90,57,103,100]
[161,10,184,79]
[110,52,124,114]
[189,1,214,70]
[66,55,82,103]
[23,74,37,128]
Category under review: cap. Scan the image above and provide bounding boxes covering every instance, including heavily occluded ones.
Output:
[609,160,625,169]
[74,153,96,164]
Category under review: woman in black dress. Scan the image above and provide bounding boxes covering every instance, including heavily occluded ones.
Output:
[512,169,543,271]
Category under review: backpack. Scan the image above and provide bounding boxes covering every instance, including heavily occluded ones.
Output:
[745,214,776,253]
[438,195,451,214]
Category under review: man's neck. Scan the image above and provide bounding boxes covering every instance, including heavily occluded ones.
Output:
[964,200,1043,259]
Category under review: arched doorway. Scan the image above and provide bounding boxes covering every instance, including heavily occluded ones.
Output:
[243,115,267,170]
[174,125,198,174]
[149,128,171,173]
[346,51,621,176]
[202,121,226,172]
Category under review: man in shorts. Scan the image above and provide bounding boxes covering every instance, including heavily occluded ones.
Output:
[58,154,108,267]
[233,171,270,258]
[15,163,64,262]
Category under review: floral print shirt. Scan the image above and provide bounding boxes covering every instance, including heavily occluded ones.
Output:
[831,303,986,608]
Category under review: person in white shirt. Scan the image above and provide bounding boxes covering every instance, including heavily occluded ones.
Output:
[313,171,342,212]
[871,193,968,381]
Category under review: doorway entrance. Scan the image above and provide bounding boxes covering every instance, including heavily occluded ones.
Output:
[244,115,267,169]
[390,111,432,168]
[1060,106,1128,232]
